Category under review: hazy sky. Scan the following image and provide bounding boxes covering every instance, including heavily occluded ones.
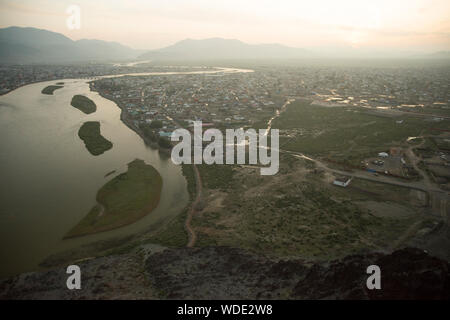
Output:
[0,0,449,52]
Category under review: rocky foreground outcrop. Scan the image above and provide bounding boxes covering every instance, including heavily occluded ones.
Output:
[0,254,155,300]
[146,247,449,300]
[1,246,449,299]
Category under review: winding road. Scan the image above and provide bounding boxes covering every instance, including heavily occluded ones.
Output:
[164,116,203,248]
[186,164,202,248]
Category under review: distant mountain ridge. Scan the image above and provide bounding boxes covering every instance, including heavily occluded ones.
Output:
[139,37,312,60]
[1,26,448,64]
[0,26,141,64]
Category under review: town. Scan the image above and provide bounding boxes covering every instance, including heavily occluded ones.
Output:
[84,63,449,181]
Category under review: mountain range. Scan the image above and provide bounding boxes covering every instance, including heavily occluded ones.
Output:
[138,37,312,60]
[0,27,141,64]
[0,27,312,64]
[0,26,449,64]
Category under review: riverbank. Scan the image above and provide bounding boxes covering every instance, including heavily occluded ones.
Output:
[64,159,162,239]
[89,82,171,153]
[0,77,190,278]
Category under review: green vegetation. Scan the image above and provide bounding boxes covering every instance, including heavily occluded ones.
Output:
[197,164,235,190]
[182,164,196,199]
[138,123,172,148]
[195,179,416,259]
[273,100,449,165]
[432,137,450,150]
[142,209,188,247]
[158,137,172,149]
[407,137,424,145]
[78,121,113,156]
[137,164,199,247]
[189,154,422,260]
[413,137,441,158]
[149,120,163,129]
[65,159,162,238]
[332,178,426,207]
[41,85,63,95]
[71,95,97,114]
[139,123,158,142]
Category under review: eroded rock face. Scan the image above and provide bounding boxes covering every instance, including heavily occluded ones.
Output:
[1,247,449,300]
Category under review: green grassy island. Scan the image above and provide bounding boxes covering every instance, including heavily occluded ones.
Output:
[78,121,113,156]
[71,94,97,114]
[41,85,63,95]
[65,159,163,238]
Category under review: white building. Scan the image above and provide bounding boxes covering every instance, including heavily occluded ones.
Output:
[333,176,353,187]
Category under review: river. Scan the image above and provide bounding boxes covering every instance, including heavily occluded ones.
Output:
[0,67,253,278]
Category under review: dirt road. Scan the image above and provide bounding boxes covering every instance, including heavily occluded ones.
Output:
[186,164,202,248]
[165,117,203,248]
[284,149,448,221]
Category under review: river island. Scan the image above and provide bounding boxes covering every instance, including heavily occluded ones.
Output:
[71,94,97,114]
[41,85,63,95]
[78,121,113,156]
[64,159,162,238]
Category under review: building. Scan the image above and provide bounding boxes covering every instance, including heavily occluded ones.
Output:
[333,176,352,187]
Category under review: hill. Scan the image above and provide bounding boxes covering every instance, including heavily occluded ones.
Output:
[0,26,140,64]
[139,37,312,61]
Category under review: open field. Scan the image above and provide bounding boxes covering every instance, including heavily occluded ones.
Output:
[41,85,63,95]
[110,100,445,261]
[186,154,427,260]
[65,159,162,238]
[342,178,427,207]
[272,100,450,167]
[70,94,97,114]
[78,121,113,156]
[197,164,235,190]
[141,208,188,248]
